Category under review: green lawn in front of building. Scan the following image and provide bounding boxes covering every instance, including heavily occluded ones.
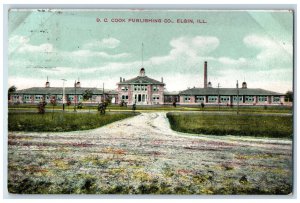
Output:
[8,112,139,132]
[167,112,293,139]
[8,103,292,114]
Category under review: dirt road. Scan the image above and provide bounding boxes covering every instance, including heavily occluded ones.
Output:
[8,112,293,194]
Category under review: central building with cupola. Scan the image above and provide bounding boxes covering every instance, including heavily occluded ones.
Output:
[117,68,165,105]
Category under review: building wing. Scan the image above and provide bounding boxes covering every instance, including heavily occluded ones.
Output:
[179,87,284,96]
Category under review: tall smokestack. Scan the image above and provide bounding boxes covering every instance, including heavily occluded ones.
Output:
[204,61,208,88]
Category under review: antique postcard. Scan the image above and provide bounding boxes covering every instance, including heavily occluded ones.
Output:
[7,9,293,195]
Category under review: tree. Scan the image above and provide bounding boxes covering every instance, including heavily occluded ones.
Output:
[83,89,93,112]
[67,100,71,110]
[50,97,57,119]
[38,101,47,114]
[285,91,293,102]
[8,85,17,101]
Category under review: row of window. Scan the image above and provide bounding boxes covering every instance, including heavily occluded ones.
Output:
[152,96,160,101]
[121,95,160,101]
[183,96,281,103]
[120,85,160,92]
[21,95,84,101]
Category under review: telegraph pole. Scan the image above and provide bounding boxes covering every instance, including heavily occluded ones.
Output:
[236,80,239,115]
[142,42,144,67]
[74,80,77,112]
[103,82,105,103]
[61,79,67,111]
[218,83,220,111]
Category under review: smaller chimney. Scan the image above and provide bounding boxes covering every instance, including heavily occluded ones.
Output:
[75,78,81,88]
[120,77,122,82]
[208,81,212,88]
[161,77,163,83]
[45,76,50,88]
[123,78,125,82]
[140,68,145,77]
[204,61,208,88]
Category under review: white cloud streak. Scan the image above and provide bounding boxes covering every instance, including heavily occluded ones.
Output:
[83,37,121,49]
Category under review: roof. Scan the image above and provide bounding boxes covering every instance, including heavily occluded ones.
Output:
[118,76,164,85]
[164,91,180,96]
[15,87,118,95]
[179,87,284,96]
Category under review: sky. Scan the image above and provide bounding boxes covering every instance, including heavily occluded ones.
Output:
[8,9,293,93]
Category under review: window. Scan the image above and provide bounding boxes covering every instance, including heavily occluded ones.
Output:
[220,96,230,102]
[121,95,128,100]
[24,95,32,100]
[208,96,218,103]
[245,96,254,102]
[184,96,191,102]
[258,96,267,102]
[153,85,158,91]
[57,95,63,101]
[233,96,243,102]
[121,86,128,91]
[196,96,205,103]
[134,85,147,92]
[69,95,75,101]
[152,95,159,100]
[273,96,280,103]
[35,95,43,100]
[152,95,160,104]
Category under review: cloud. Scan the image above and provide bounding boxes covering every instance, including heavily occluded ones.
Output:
[71,50,130,59]
[243,34,292,61]
[149,36,220,65]
[217,57,246,65]
[9,35,54,54]
[83,37,121,50]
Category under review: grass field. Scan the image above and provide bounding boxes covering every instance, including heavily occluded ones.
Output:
[8,112,138,132]
[8,103,293,114]
[167,112,293,138]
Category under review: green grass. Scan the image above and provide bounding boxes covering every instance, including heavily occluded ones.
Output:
[8,112,139,132]
[167,112,293,138]
[9,103,292,114]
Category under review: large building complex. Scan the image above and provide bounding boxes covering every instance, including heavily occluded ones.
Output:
[9,61,285,106]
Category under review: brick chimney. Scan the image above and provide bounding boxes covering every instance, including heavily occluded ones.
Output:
[204,61,208,88]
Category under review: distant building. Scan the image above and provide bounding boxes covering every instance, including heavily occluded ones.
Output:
[176,61,285,106]
[9,62,285,106]
[10,79,118,105]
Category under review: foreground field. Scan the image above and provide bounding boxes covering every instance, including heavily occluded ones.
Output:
[167,112,293,138]
[8,112,292,194]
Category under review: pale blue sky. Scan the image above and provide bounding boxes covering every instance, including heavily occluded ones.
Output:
[8,9,293,93]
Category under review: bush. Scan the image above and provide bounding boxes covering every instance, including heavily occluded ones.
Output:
[38,101,47,114]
